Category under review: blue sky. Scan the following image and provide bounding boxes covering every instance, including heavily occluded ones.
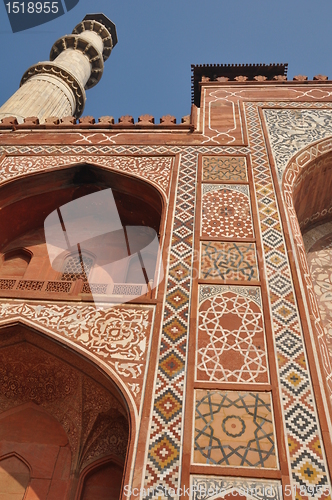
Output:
[1,0,332,123]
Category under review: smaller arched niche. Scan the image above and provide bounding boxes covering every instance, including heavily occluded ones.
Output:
[0,249,31,278]
[61,251,94,282]
[80,460,124,500]
[0,455,30,500]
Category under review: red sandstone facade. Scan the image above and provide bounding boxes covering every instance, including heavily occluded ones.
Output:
[1,52,332,500]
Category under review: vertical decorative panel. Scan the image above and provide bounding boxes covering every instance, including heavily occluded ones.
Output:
[201,185,254,239]
[197,286,268,383]
[248,103,332,492]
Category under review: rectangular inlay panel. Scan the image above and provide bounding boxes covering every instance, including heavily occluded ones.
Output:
[197,285,269,383]
[200,241,259,281]
[202,156,248,182]
[191,476,282,500]
[202,97,245,145]
[194,390,277,468]
[201,184,254,238]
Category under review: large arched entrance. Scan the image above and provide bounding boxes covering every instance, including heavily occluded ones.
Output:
[283,139,332,408]
[0,163,163,302]
[0,323,130,499]
[292,148,332,352]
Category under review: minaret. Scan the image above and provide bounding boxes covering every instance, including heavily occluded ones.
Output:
[0,13,117,123]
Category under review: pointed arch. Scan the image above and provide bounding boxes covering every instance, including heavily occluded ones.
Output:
[0,158,166,217]
[0,161,165,300]
[0,161,164,251]
[0,248,32,278]
[76,455,125,500]
[0,322,133,500]
[282,136,332,411]
[0,320,135,425]
[0,451,32,474]
[0,453,31,500]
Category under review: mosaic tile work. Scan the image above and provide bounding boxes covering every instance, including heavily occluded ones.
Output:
[201,184,254,238]
[264,108,332,181]
[202,156,248,181]
[143,149,198,491]
[191,476,282,500]
[197,286,268,383]
[247,102,331,494]
[200,241,259,281]
[194,390,277,468]
[0,143,250,498]
[199,284,262,305]
[1,137,331,494]
[0,144,251,157]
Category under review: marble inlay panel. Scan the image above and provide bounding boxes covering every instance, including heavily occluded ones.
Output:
[191,476,282,500]
[194,390,277,468]
[200,241,259,281]
[197,286,268,383]
[202,156,248,182]
[201,185,254,239]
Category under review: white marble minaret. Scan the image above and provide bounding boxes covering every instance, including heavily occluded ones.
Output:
[0,13,117,123]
